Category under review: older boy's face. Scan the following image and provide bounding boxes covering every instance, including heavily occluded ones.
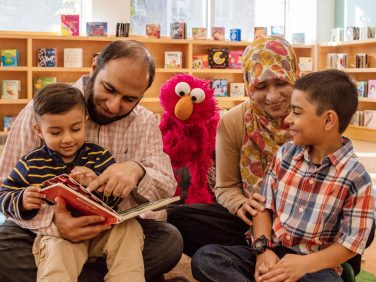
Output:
[86,57,149,125]
[284,89,326,146]
[33,106,86,163]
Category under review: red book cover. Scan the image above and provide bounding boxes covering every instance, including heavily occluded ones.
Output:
[61,15,80,36]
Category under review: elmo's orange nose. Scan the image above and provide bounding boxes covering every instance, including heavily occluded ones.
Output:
[174,95,193,120]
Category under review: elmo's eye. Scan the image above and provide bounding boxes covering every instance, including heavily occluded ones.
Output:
[190,88,205,104]
[175,82,190,97]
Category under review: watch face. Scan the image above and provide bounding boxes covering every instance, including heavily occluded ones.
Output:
[255,240,264,248]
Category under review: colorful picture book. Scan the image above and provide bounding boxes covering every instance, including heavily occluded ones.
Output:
[228,50,243,69]
[1,49,19,66]
[34,77,57,95]
[192,55,209,69]
[146,24,160,38]
[64,48,83,68]
[3,116,16,132]
[41,174,180,225]
[230,83,245,97]
[212,79,228,97]
[38,48,57,67]
[86,22,108,37]
[61,15,79,36]
[2,80,20,99]
[170,22,187,39]
[211,27,225,41]
[192,28,207,40]
[230,29,241,41]
[368,80,376,98]
[208,48,229,69]
[271,26,285,37]
[165,51,182,69]
[292,33,305,44]
[356,81,367,97]
[299,57,313,72]
[254,27,267,39]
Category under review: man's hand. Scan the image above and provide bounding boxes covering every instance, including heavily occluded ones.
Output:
[255,249,279,281]
[258,254,307,282]
[86,162,145,198]
[22,186,46,210]
[236,192,266,225]
[70,166,97,187]
[53,197,111,243]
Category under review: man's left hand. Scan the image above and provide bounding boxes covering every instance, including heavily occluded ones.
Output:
[86,161,145,198]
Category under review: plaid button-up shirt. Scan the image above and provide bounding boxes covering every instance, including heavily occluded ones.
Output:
[0,76,176,236]
[261,138,374,255]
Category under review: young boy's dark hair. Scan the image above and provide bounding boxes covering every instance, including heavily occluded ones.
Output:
[294,69,358,133]
[33,83,87,117]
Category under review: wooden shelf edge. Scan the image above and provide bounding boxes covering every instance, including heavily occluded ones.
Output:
[31,67,92,72]
[0,99,29,104]
[0,66,29,71]
[344,125,376,142]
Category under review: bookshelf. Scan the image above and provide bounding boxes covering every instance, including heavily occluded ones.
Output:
[318,39,376,142]
[0,31,315,134]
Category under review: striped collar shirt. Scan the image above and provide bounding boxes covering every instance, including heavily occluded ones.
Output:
[261,138,374,255]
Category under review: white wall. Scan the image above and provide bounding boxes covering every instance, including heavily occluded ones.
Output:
[91,0,131,35]
[316,0,336,43]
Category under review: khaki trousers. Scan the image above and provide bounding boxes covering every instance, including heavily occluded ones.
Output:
[32,218,145,282]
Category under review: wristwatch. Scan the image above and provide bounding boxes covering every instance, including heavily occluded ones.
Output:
[250,235,276,255]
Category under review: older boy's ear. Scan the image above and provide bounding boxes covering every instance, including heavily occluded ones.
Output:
[323,110,338,130]
[33,124,44,140]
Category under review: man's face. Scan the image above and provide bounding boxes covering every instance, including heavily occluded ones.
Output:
[86,57,150,125]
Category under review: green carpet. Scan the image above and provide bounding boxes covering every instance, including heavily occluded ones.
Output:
[357,271,376,282]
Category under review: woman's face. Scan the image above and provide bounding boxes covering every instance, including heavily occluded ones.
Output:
[251,79,293,118]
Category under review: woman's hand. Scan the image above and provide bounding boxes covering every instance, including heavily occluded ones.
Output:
[236,192,266,225]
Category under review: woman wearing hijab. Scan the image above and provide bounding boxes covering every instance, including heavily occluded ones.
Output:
[167,36,299,255]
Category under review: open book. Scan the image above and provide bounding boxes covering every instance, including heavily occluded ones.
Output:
[41,174,180,225]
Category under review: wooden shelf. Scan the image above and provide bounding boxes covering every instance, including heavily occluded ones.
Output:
[0,31,315,131]
[344,125,376,142]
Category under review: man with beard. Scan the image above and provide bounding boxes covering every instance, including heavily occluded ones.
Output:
[0,40,183,282]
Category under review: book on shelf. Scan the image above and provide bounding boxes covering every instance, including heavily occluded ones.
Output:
[292,33,305,44]
[351,111,364,126]
[368,80,376,98]
[2,80,20,99]
[146,24,160,38]
[211,27,225,40]
[345,26,360,41]
[38,48,57,67]
[356,81,367,98]
[192,55,209,69]
[331,28,343,42]
[254,27,267,39]
[86,22,108,37]
[165,51,182,69]
[192,28,207,40]
[61,15,79,36]
[34,77,57,95]
[230,83,245,97]
[271,26,285,37]
[208,48,229,69]
[3,116,16,132]
[299,57,313,72]
[41,174,180,225]
[212,79,228,97]
[1,49,19,66]
[170,22,186,39]
[364,110,376,129]
[64,48,83,68]
[230,29,241,42]
[228,50,243,69]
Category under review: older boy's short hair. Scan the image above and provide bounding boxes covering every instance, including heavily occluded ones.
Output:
[33,83,86,117]
[294,69,358,133]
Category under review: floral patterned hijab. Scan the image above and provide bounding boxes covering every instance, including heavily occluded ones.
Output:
[240,36,300,196]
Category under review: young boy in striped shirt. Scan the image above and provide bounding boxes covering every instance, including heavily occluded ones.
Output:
[252,70,374,281]
[0,83,145,282]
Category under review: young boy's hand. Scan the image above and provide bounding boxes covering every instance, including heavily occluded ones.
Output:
[258,253,306,282]
[255,249,279,281]
[22,186,45,210]
[70,166,97,187]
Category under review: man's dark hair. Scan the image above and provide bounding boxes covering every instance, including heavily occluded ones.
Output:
[33,83,86,117]
[294,69,358,133]
[94,40,155,90]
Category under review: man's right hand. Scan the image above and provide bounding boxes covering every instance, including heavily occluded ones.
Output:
[53,197,111,243]
[236,192,266,225]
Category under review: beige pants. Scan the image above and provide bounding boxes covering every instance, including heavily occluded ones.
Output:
[32,218,145,282]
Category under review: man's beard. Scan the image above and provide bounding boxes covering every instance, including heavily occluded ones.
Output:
[85,77,137,125]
